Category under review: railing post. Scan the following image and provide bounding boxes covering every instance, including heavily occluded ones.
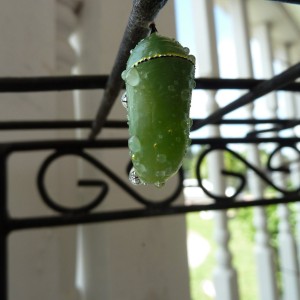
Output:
[229,1,279,299]
[278,42,300,295]
[255,22,300,300]
[290,43,300,267]
[192,1,240,299]
[284,43,300,267]
[0,150,8,300]
[55,1,81,299]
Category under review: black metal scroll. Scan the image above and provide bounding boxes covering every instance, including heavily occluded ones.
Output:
[37,149,183,212]
[0,138,182,300]
[195,144,300,202]
[0,72,300,299]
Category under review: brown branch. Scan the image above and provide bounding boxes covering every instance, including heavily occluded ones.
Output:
[88,0,168,139]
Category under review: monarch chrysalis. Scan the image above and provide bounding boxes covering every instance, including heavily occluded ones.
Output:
[121,30,195,187]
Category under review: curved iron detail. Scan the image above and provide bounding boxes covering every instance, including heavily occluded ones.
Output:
[37,149,183,214]
[246,121,300,138]
[195,144,300,202]
[37,150,109,214]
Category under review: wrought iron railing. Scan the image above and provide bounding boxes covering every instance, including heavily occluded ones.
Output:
[0,74,300,299]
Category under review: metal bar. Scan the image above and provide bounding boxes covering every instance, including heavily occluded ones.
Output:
[0,234,7,300]
[0,118,298,131]
[0,120,126,130]
[88,0,168,139]
[0,139,129,153]
[0,150,8,300]
[190,137,300,145]
[0,75,107,92]
[1,76,300,93]
[0,137,298,155]
[190,118,300,131]
[7,194,300,232]
[194,77,300,92]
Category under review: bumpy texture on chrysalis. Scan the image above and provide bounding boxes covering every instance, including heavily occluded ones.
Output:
[121,33,196,187]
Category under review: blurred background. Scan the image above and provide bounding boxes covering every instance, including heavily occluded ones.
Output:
[1,0,300,299]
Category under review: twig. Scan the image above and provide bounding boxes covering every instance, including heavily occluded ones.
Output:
[196,61,300,129]
[88,0,168,139]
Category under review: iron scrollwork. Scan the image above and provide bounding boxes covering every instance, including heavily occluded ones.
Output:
[37,149,184,214]
[195,144,300,202]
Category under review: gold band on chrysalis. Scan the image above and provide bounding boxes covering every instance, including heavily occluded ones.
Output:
[132,53,195,67]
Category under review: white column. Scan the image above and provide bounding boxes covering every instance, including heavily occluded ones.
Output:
[278,42,300,295]
[229,1,279,299]
[178,1,239,299]
[75,1,190,299]
[0,1,79,300]
[290,43,300,172]
[296,202,300,270]
[54,1,81,300]
[288,42,300,271]
[255,23,300,300]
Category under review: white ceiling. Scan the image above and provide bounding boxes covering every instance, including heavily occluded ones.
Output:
[218,0,300,46]
[248,0,300,45]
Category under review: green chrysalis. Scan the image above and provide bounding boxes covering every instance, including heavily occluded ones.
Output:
[121,32,196,187]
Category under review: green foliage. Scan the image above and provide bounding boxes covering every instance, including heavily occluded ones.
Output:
[187,211,258,300]
[185,146,299,299]
[182,146,197,178]
[187,213,215,300]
